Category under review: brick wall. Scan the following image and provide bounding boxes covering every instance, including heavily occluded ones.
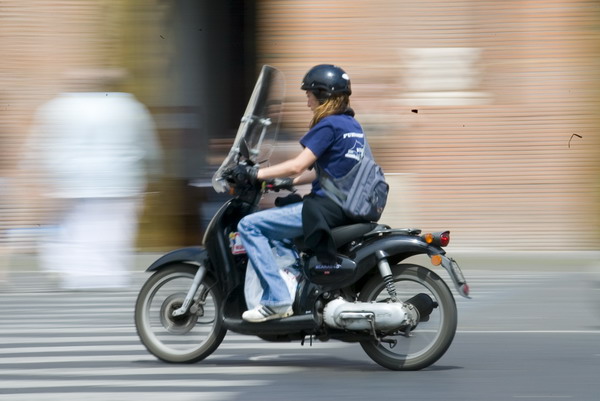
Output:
[256,0,600,250]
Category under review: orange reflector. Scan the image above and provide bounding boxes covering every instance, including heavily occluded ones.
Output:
[431,254,443,266]
[423,233,434,244]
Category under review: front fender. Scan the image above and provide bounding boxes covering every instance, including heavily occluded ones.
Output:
[146,246,208,272]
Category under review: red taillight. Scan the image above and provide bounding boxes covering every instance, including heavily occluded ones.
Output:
[440,231,450,247]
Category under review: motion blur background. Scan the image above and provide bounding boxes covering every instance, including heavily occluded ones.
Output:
[1,0,598,256]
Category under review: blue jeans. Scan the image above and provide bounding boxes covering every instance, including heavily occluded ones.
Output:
[237,202,303,307]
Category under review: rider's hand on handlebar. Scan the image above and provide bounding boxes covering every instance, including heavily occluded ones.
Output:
[230,164,259,186]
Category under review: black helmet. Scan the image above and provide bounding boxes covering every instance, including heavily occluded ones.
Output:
[301,64,352,99]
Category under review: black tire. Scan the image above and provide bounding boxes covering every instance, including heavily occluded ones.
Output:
[134,264,227,363]
[359,264,457,371]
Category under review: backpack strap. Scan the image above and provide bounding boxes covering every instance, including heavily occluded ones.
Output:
[318,165,347,205]
[316,141,372,206]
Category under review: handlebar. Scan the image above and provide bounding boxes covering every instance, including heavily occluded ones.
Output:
[221,165,295,194]
[263,178,295,193]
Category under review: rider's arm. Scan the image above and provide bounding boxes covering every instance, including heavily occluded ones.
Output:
[256,147,317,180]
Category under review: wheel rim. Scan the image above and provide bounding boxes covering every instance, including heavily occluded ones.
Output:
[363,276,449,362]
[139,271,220,358]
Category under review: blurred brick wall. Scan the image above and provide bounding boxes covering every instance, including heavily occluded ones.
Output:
[1,1,598,251]
[256,0,600,250]
[0,1,252,251]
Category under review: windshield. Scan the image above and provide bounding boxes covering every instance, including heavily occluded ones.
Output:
[212,65,285,193]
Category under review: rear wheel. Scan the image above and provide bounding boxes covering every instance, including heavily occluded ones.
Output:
[359,264,457,371]
[135,264,226,363]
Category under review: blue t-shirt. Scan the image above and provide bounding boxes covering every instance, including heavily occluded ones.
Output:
[300,114,365,194]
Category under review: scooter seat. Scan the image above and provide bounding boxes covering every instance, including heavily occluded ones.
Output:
[294,222,378,252]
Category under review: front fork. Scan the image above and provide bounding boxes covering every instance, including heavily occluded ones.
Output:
[172,265,207,317]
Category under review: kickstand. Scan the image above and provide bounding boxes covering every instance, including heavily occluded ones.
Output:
[368,315,398,348]
[301,335,313,346]
[367,315,380,345]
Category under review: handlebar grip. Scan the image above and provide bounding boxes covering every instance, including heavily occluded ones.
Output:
[264,177,294,192]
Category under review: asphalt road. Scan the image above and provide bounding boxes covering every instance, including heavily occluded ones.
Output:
[1,266,599,401]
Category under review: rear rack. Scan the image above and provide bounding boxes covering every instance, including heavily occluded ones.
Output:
[364,226,422,237]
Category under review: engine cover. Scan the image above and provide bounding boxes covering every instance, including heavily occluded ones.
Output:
[323,298,419,331]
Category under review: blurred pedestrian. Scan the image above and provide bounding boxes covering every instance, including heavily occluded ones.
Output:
[26,69,162,289]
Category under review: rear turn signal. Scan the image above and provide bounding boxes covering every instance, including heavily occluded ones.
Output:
[423,233,434,244]
[430,254,443,266]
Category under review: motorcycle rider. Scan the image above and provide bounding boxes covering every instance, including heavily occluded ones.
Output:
[237,64,372,323]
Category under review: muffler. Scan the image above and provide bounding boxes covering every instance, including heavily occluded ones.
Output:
[323,293,435,331]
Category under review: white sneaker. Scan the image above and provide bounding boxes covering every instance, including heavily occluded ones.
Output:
[242,304,293,323]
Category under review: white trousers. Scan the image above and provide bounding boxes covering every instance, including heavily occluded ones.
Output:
[40,198,140,289]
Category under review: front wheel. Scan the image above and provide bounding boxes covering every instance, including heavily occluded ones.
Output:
[134,263,227,363]
[359,264,457,371]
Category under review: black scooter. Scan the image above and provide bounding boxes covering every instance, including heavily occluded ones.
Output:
[134,66,470,371]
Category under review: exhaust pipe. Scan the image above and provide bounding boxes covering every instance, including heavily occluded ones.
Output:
[404,293,436,322]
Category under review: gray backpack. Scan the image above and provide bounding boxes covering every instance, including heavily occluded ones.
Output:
[318,143,389,222]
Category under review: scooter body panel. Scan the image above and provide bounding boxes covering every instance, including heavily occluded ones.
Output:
[146,246,208,271]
